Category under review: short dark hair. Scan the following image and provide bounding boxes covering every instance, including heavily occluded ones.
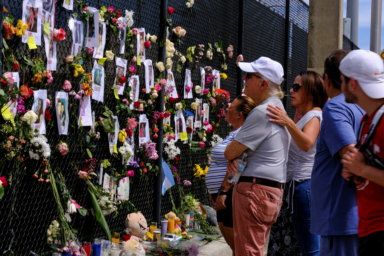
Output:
[324,49,348,90]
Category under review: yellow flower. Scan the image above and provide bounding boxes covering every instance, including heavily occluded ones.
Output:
[118,130,127,143]
[193,164,209,178]
[15,20,28,36]
[220,73,228,80]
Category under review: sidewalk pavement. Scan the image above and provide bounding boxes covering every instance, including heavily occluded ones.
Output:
[198,237,232,256]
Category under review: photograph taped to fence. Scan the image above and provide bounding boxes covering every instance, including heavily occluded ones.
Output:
[200,67,206,94]
[144,59,154,93]
[32,89,47,134]
[118,177,130,201]
[5,73,20,116]
[129,75,140,109]
[55,92,69,135]
[115,57,128,95]
[22,0,42,46]
[44,36,57,71]
[85,7,99,47]
[93,22,106,59]
[119,27,126,54]
[136,28,146,61]
[108,115,119,155]
[92,61,105,102]
[194,99,202,128]
[78,95,92,127]
[184,68,193,99]
[167,69,178,98]
[212,69,221,90]
[70,19,84,56]
[139,114,150,145]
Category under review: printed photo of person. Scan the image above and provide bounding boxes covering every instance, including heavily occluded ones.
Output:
[88,15,95,38]
[75,22,82,44]
[33,98,44,124]
[42,0,54,13]
[56,98,67,128]
[26,6,38,33]
[129,76,138,102]
[139,31,145,57]
[139,122,146,138]
[116,66,125,85]
[94,66,102,86]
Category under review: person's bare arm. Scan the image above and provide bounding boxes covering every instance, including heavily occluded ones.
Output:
[224,141,248,161]
[342,146,384,187]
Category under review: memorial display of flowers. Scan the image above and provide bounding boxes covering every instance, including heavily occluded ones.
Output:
[0,1,234,253]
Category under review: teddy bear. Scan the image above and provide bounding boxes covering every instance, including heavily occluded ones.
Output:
[122,239,145,256]
[125,212,148,239]
[164,211,182,233]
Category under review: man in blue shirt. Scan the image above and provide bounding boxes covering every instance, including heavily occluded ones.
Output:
[311,50,365,256]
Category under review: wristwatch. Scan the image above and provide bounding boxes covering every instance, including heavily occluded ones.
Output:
[218,187,229,195]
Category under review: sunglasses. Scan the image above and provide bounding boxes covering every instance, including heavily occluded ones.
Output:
[245,73,263,80]
[291,83,302,92]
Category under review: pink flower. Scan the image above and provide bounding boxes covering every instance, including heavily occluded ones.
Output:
[183,180,192,186]
[127,117,138,131]
[154,84,162,91]
[145,142,159,160]
[204,123,213,133]
[128,65,136,74]
[203,89,209,95]
[132,28,138,35]
[0,176,8,187]
[131,56,137,62]
[46,99,51,107]
[82,7,89,12]
[203,121,209,126]
[107,6,116,13]
[185,86,192,93]
[168,134,175,140]
[78,171,88,179]
[46,71,53,84]
[65,55,74,63]
[53,28,66,41]
[127,170,135,177]
[86,47,94,55]
[160,79,167,86]
[199,141,205,149]
[63,80,72,91]
[57,142,69,156]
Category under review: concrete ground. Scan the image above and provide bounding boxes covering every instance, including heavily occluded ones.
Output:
[198,237,232,256]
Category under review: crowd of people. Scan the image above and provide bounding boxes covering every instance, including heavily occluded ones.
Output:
[206,49,384,256]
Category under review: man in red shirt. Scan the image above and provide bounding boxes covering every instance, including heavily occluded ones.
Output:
[339,49,384,255]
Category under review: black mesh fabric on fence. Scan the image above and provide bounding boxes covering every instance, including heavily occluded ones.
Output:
[0,0,311,254]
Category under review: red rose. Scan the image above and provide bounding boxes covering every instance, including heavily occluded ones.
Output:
[111,18,117,23]
[119,76,127,84]
[167,7,175,15]
[133,101,141,108]
[159,112,165,118]
[140,161,145,167]
[153,134,158,139]
[164,112,171,118]
[186,127,192,134]
[0,176,8,186]
[144,41,151,48]
[174,156,180,162]
[169,97,178,103]
[153,127,159,133]
[45,109,51,120]
[143,168,148,173]
[12,61,20,71]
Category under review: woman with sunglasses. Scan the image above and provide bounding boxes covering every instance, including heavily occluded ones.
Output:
[267,71,328,256]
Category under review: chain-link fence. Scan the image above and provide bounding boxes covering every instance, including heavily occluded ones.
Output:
[0,0,312,254]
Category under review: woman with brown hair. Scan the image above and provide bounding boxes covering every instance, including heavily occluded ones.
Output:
[267,71,328,256]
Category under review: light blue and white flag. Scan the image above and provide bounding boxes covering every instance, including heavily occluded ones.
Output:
[162,160,175,195]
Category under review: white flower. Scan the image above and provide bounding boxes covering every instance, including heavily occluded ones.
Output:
[164,139,181,159]
[150,35,157,43]
[191,102,199,110]
[211,134,223,148]
[180,55,186,63]
[175,102,183,110]
[106,50,115,61]
[21,110,38,125]
[195,86,201,94]
[166,58,173,70]
[155,62,165,72]
[125,10,134,27]
[206,49,213,60]
[29,135,51,160]
[67,200,77,214]
[119,141,134,161]
[166,39,175,58]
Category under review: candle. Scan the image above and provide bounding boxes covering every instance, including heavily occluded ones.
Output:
[168,218,175,233]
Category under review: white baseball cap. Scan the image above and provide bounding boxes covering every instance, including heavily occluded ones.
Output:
[339,49,384,99]
[238,56,284,85]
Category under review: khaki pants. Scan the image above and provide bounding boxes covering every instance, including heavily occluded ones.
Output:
[233,182,283,256]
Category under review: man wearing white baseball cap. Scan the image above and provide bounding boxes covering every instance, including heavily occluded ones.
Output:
[340,49,384,255]
[224,56,290,255]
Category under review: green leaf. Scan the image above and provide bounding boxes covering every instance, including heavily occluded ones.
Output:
[0,187,4,199]
[77,207,88,216]
[88,186,112,240]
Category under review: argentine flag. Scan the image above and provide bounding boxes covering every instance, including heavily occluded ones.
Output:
[162,160,176,195]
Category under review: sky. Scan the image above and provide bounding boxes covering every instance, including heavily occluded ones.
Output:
[303,0,384,51]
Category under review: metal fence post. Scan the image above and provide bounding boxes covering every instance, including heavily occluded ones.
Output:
[236,0,244,97]
[283,0,291,107]
[153,0,168,224]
